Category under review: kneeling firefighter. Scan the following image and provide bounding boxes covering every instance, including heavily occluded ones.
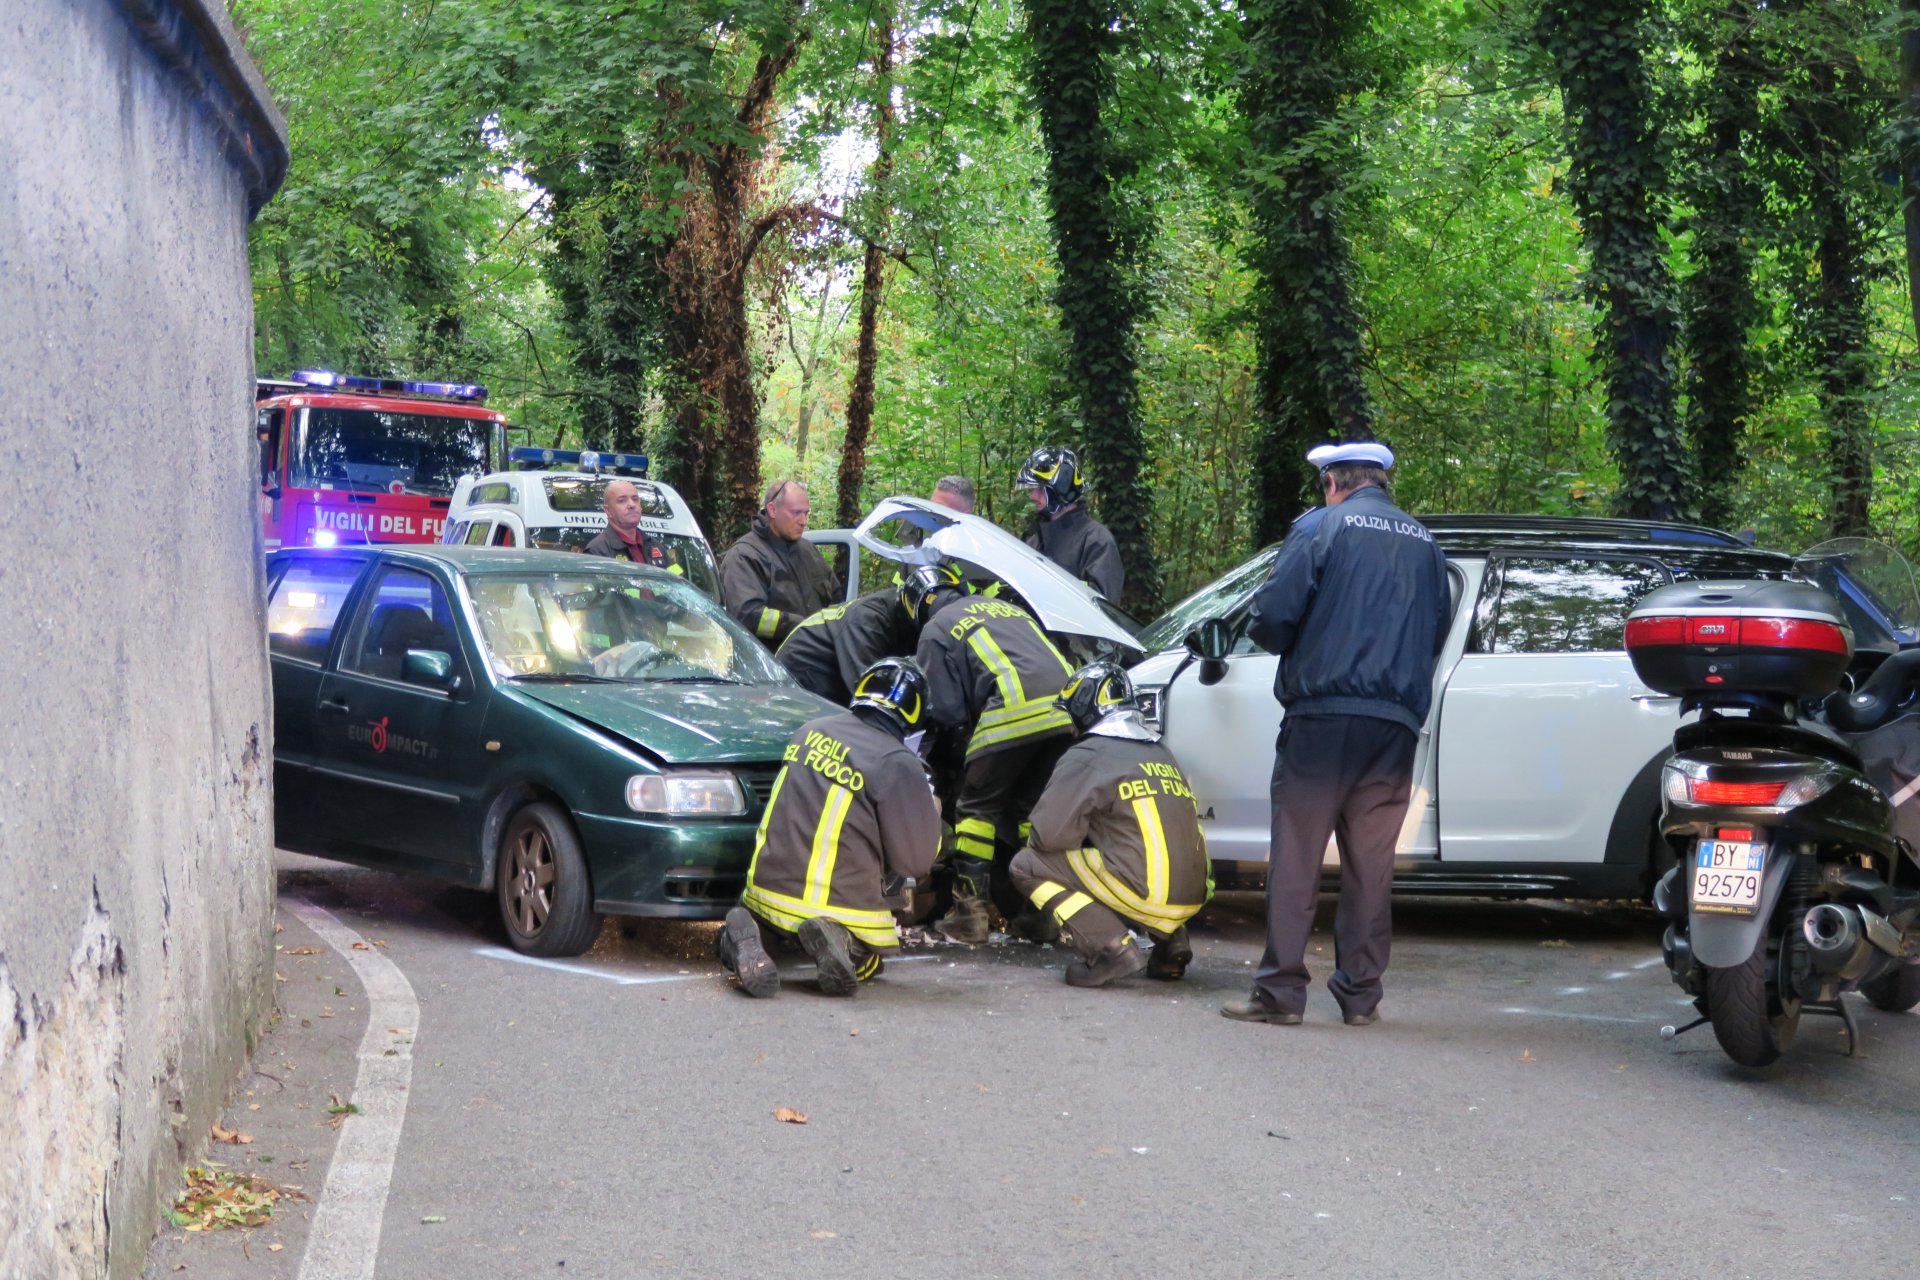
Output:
[777,562,969,705]
[1010,662,1214,987]
[716,658,942,997]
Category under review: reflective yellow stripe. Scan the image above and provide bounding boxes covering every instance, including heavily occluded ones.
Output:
[739,883,900,948]
[746,766,791,884]
[805,785,854,906]
[856,952,883,980]
[956,817,996,860]
[756,608,782,639]
[1134,797,1170,904]
[1065,847,1199,932]
[1052,891,1094,923]
[967,629,1027,708]
[1029,880,1069,911]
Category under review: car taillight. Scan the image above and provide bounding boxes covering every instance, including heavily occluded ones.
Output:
[1689,779,1787,805]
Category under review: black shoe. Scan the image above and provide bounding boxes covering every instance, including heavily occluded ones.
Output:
[1220,994,1301,1025]
[1146,926,1192,981]
[1007,909,1062,945]
[1342,1009,1379,1026]
[798,917,858,997]
[1064,938,1148,988]
[720,907,778,998]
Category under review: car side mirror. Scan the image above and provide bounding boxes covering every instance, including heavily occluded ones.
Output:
[1183,617,1232,686]
[262,483,282,500]
[403,649,461,691]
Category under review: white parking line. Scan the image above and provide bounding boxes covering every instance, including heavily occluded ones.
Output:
[473,945,945,985]
[1634,957,1665,970]
[1501,1006,1648,1025]
[287,897,419,1280]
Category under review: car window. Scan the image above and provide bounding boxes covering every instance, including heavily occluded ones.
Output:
[1137,546,1280,653]
[464,572,787,684]
[342,567,464,686]
[1477,555,1670,654]
[462,520,493,546]
[491,523,517,547]
[267,558,368,664]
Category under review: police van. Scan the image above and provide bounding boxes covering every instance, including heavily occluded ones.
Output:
[442,448,721,597]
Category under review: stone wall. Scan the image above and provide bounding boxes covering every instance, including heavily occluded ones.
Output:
[0,1,285,1275]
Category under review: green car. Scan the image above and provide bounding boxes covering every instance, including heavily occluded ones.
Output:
[265,545,834,956]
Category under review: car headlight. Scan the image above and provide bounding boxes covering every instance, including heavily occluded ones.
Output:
[626,770,746,816]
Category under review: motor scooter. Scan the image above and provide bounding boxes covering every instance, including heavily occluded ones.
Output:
[1624,539,1920,1066]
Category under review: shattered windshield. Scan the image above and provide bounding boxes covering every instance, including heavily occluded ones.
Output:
[464,572,787,684]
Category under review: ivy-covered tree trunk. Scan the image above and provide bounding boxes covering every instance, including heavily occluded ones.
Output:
[1540,0,1689,521]
[1026,0,1162,613]
[838,14,895,531]
[1682,2,1761,530]
[1239,0,1375,546]
[1901,0,1920,347]
[1796,57,1876,537]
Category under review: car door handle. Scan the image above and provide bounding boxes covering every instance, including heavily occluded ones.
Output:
[319,698,350,714]
[1631,693,1680,705]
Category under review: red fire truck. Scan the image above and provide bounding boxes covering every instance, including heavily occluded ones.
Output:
[256,370,511,549]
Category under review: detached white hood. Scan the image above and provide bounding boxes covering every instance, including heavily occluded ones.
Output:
[847,497,1141,654]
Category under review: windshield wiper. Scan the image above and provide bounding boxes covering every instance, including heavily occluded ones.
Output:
[651,674,748,684]
[508,672,624,684]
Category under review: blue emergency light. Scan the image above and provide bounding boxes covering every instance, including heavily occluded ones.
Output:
[510,446,649,476]
[288,370,488,403]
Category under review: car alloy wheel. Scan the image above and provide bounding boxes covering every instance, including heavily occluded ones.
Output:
[496,802,603,957]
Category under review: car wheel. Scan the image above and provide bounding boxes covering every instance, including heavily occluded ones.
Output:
[497,802,603,957]
[1860,960,1920,1013]
[1705,935,1799,1068]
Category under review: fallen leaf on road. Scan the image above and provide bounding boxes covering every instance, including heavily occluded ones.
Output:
[849,1029,859,1037]
[269,1243,284,1252]
[810,1230,836,1239]
[774,1107,808,1124]
[286,947,320,956]
[1538,939,1570,949]
[248,1104,260,1112]
[388,1028,413,1036]
[1519,1048,1536,1062]
[211,1125,253,1145]
[421,1215,447,1224]
[351,942,371,951]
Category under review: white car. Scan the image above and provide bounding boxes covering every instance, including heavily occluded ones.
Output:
[804,495,1142,662]
[1131,516,1799,897]
[441,449,721,598]
[821,503,1804,898]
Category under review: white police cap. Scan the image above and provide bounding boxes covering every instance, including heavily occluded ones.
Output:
[1306,440,1395,470]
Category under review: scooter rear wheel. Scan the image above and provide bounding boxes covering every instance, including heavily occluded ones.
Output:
[1860,960,1920,1013]
[1706,935,1799,1067]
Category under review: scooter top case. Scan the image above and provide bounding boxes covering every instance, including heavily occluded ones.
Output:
[1625,579,1852,700]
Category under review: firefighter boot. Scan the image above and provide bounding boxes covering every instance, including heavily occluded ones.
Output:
[1146,925,1193,981]
[797,917,859,997]
[941,856,993,944]
[715,906,779,998]
[1064,935,1148,988]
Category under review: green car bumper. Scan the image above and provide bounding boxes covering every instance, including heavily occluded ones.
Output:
[575,811,760,918]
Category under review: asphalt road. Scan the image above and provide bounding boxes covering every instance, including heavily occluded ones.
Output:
[144,853,1920,1280]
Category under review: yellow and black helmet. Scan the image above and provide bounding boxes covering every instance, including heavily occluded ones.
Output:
[851,657,929,733]
[899,559,968,628]
[1057,660,1137,733]
[1018,445,1084,512]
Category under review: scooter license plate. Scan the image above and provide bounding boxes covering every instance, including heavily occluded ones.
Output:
[1692,840,1766,916]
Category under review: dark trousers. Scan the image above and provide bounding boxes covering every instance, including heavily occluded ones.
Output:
[1253,714,1416,1018]
[953,734,1070,909]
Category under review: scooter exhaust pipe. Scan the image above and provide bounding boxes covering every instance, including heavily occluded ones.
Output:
[1803,904,1873,978]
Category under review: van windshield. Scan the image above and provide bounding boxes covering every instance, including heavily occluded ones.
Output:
[524,526,722,600]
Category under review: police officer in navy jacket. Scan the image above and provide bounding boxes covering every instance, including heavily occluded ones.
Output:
[1222,440,1451,1028]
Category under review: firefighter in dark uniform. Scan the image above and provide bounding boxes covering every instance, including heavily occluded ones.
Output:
[716,658,942,997]
[1221,440,1450,1027]
[1020,445,1124,601]
[1011,662,1214,986]
[584,479,685,575]
[776,562,968,705]
[719,479,838,648]
[914,592,1078,942]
